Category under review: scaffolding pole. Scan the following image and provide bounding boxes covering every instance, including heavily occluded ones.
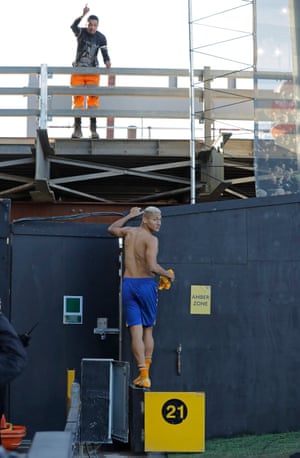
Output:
[188,0,196,204]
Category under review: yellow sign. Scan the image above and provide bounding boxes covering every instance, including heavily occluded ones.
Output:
[190,285,211,315]
[144,391,205,452]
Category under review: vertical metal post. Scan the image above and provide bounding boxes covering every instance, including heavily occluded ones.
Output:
[118,237,123,361]
[188,0,196,204]
[106,74,116,139]
[35,64,50,182]
[27,74,39,137]
[203,66,212,143]
[252,0,259,197]
[253,0,257,74]
[39,64,48,130]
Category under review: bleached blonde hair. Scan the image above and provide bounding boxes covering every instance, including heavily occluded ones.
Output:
[143,206,161,217]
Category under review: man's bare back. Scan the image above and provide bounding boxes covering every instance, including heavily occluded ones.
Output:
[108,206,174,281]
[123,227,158,278]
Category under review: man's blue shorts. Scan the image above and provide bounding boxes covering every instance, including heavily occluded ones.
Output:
[122,278,158,327]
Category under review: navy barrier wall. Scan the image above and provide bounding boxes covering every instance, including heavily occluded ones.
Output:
[121,194,300,439]
[9,221,120,437]
[3,193,300,439]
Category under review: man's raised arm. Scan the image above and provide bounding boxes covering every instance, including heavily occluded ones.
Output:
[108,207,143,237]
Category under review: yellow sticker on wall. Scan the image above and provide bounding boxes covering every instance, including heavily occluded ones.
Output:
[190,285,211,315]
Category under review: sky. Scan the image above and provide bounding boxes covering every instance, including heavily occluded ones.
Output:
[5,0,252,68]
[0,0,253,138]
[3,0,191,68]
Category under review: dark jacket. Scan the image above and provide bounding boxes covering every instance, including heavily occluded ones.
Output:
[0,313,27,386]
[71,17,110,67]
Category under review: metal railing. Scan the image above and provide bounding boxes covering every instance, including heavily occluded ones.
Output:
[0,65,261,202]
[0,65,257,141]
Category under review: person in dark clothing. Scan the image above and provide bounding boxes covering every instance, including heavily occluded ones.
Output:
[70,4,111,139]
[0,311,27,435]
[0,313,27,387]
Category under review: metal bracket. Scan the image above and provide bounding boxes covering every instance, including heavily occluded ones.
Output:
[93,328,120,340]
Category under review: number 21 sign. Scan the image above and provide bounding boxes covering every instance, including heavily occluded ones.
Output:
[144,391,205,452]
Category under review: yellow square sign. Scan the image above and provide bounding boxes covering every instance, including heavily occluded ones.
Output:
[144,391,205,452]
[190,285,211,314]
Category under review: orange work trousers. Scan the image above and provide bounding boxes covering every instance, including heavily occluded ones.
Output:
[70,74,100,108]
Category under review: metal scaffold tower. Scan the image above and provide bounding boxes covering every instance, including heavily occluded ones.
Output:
[188,0,254,203]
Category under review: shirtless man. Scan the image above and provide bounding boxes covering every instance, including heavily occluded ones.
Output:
[108,206,175,388]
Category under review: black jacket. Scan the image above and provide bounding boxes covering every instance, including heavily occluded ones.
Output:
[71,17,110,67]
[0,313,27,386]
